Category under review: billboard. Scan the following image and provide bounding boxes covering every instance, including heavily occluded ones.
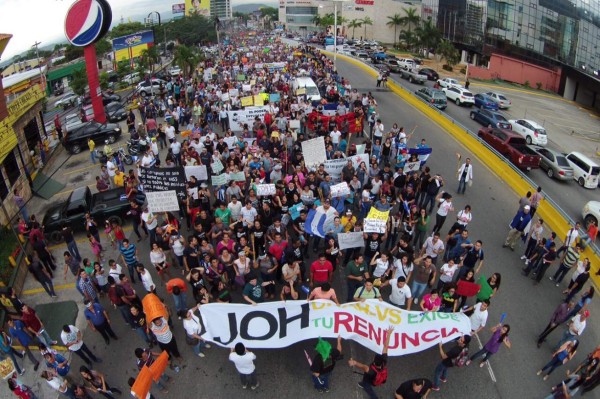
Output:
[172,3,185,14]
[112,30,155,51]
[185,0,210,16]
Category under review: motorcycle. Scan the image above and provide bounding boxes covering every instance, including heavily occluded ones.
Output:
[98,147,133,166]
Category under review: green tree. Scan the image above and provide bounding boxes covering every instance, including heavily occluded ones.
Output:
[167,15,217,46]
[173,45,201,77]
[398,30,417,50]
[415,19,441,57]
[436,39,460,66]
[400,7,420,37]
[361,17,373,40]
[94,38,112,57]
[109,22,145,39]
[259,6,278,21]
[116,59,133,79]
[348,19,362,39]
[70,67,88,96]
[386,14,403,48]
[99,71,109,91]
[64,44,84,62]
[233,11,249,27]
[140,46,161,72]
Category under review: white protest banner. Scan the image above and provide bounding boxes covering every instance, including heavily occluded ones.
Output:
[212,159,224,174]
[230,171,246,182]
[403,161,421,174]
[228,107,269,131]
[289,120,300,130]
[221,93,230,102]
[199,300,471,356]
[212,173,229,186]
[242,84,252,93]
[228,88,239,98]
[330,182,351,198]
[145,190,180,213]
[301,137,327,168]
[364,218,387,233]
[256,184,276,196]
[323,154,370,183]
[184,165,208,181]
[338,232,365,250]
[356,144,366,154]
[223,136,238,149]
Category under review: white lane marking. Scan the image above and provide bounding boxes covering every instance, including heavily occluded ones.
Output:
[475,333,497,383]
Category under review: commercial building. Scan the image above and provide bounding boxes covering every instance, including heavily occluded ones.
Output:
[45,61,86,96]
[211,0,232,20]
[0,34,47,225]
[422,0,600,108]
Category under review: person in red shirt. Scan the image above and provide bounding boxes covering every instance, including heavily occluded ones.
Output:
[166,278,188,316]
[21,305,57,347]
[310,254,334,287]
[268,232,288,264]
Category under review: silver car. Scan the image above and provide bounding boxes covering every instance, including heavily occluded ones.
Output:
[485,91,511,109]
[531,145,573,181]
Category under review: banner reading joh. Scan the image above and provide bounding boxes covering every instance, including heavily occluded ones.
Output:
[199,300,471,356]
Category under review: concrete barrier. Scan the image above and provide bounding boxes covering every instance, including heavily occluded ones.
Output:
[322,49,600,288]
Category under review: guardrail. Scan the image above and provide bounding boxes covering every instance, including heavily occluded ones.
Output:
[320,49,600,283]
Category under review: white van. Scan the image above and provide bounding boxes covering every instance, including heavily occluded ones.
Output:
[292,77,321,102]
[566,152,600,188]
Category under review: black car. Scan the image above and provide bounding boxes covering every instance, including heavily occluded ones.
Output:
[105,102,127,122]
[82,92,122,106]
[62,121,122,154]
[418,68,439,81]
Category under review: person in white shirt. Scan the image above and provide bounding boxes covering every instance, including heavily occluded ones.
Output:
[369,252,391,279]
[60,324,101,365]
[182,305,211,357]
[228,196,243,222]
[141,208,158,243]
[457,158,473,194]
[555,309,588,349]
[229,342,259,390]
[392,254,413,282]
[373,119,385,140]
[383,276,412,309]
[108,260,123,280]
[432,193,454,234]
[421,233,445,266]
[240,202,258,227]
[141,149,155,168]
[329,129,342,151]
[437,260,458,290]
[165,123,176,141]
[136,264,156,293]
[465,300,489,335]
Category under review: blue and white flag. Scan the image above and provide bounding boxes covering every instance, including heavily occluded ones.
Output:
[304,208,327,238]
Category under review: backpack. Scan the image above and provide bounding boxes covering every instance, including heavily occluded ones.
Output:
[357,285,379,299]
[452,347,469,367]
[370,363,388,386]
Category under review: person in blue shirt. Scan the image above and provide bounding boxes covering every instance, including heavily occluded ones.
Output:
[44,351,70,377]
[7,319,40,371]
[503,205,532,251]
[0,329,25,375]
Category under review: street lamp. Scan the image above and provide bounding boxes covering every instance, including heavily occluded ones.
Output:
[326,0,350,71]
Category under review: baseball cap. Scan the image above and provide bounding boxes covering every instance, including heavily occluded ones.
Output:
[524,205,531,210]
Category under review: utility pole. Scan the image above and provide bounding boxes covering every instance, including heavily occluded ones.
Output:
[32,41,45,90]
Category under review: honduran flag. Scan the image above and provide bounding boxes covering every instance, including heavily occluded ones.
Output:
[304,208,327,238]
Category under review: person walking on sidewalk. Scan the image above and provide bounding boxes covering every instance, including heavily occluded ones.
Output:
[60,325,101,367]
[347,326,393,399]
[83,300,118,345]
[503,205,532,251]
[229,342,259,390]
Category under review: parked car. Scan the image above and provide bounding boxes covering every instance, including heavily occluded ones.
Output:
[485,91,512,109]
[509,119,548,146]
[473,93,499,110]
[477,127,542,170]
[168,66,182,76]
[396,58,419,70]
[80,104,95,121]
[122,72,141,85]
[437,77,462,89]
[530,145,573,180]
[136,79,166,97]
[470,109,512,129]
[64,113,84,132]
[443,87,475,106]
[566,152,600,188]
[356,52,370,60]
[42,186,131,243]
[414,87,447,110]
[62,121,122,154]
[105,102,128,122]
[384,59,403,73]
[418,67,439,81]
[582,201,600,229]
[400,68,426,84]
[370,52,387,63]
[54,93,79,110]
[81,92,121,106]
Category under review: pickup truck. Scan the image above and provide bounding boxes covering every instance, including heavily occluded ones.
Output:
[477,127,541,171]
[400,68,426,84]
[370,52,387,64]
[42,186,131,243]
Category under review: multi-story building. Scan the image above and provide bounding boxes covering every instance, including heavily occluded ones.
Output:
[422,0,600,108]
[278,0,320,34]
[211,0,232,20]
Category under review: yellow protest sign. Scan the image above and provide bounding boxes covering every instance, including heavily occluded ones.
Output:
[241,96,254,107]
[260,92,269,102]
[367,208,390,221]
[296,88,306,95]
[253,95,264,106]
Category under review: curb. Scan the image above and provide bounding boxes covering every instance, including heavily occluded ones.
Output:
[321,49,600,289]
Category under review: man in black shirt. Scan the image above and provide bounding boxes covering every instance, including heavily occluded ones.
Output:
[432,335,471,391]
[310,336,343,393]
[394,378,433,399]
[348,326,393,399]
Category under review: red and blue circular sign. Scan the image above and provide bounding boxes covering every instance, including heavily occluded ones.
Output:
[64,0,112,47]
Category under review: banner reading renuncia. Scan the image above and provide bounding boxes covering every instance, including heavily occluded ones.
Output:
[198,300,472,356]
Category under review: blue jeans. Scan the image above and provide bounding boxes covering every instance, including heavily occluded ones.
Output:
[67,240,81,261]
[470,348,494,363]
[411,281,428,302]
[359,380,378,399]
[1,348,23,374]
[312,372,330,390]
[433,362,448,388]
[192,339,208,356]
[552,264,570,283]
[134,327,151,344]
[36,328,54,347]
[457,176,467,194]
[555,330,576,350]
[172,293,187,315]
[19,207,29,223]
[90,150,97,164]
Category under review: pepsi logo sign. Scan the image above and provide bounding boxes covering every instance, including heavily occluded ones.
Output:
[64,0,112,47]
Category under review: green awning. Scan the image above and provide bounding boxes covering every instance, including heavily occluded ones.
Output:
[32,172,66,200]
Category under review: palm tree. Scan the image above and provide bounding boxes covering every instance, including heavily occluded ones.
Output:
[361,16,373,40]
[436,39,460,66]
[415,19,441,58]
[398,30,416,50]
[386,14,403,48]
[312,14,323,28]
[400,7,420,36]
[348,19,362,39]
[140,46,160,73]
[173,45,201,77]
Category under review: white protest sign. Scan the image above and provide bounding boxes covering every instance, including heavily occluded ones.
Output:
[403,161,421,174]
[330,182,351,198]
[212,173,229,186]
[145,190,180,213]
[242,84,252,93]
[221,93,230,102]
[301,137,327,168]
[199,300,472,355]
[228,88,239,98]
[224,136,238,149]
[289,120,300,130]
[323,154,370,183]
[228,106,269,131]
[338,232,365,250]
[364,218,387,233]
[256,184,276,196]
[212,159,224,174]
[184,165,208,181]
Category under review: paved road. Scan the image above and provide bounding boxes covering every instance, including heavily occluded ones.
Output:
[11,54,600,399]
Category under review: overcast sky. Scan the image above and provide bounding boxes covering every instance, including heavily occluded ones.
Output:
[0,0,259,61]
